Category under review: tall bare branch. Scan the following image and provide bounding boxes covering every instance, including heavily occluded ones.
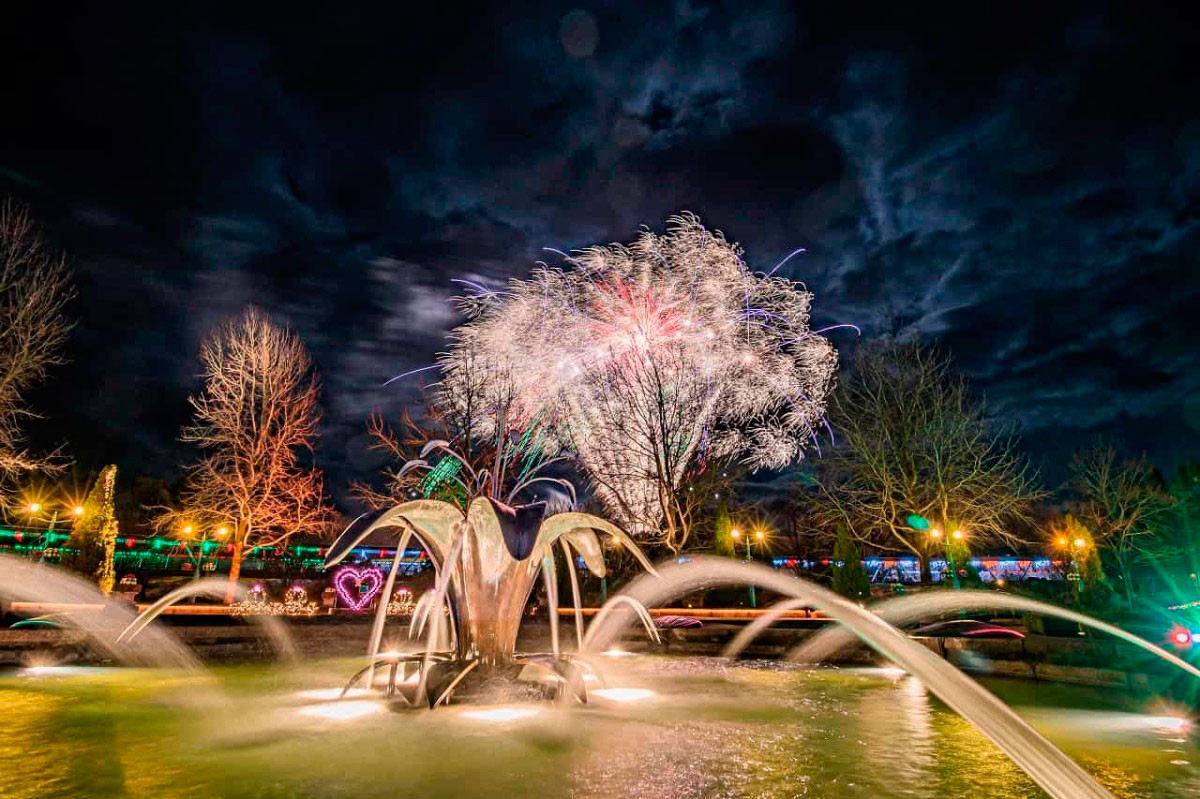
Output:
[0,199,73,496]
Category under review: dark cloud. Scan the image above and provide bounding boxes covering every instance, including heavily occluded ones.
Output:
[1,2,1197,498]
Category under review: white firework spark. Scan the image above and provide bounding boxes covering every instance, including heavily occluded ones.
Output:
[439,213,839,535]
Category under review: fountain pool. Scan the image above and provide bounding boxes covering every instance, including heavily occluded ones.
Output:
[2,656,1198,799]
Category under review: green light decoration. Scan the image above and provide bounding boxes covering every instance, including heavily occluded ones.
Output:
[421,455,463,497]
[906,513,930,530]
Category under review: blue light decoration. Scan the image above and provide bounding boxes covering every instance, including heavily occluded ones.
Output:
[770,555,1062,585]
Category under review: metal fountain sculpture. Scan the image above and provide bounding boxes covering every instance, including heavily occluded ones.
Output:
[325,439,657,708]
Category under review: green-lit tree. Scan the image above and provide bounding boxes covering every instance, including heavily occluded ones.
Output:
[1069,445,1167,606]
[62,465,120,593]
[1051,514,1111,612]
[713,500,735,556]
[1166,462,1200,598]
[831,525,871,600]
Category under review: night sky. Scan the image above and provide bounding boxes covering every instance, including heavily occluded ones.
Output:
[2,3,1198,501]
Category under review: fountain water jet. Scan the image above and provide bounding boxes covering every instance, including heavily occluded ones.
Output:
[583,555,1200,799]
[1,554,200,669]
[784,590,1200,679]
[115,577,299,661]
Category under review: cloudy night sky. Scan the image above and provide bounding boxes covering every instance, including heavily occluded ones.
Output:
[2,2,1198,500]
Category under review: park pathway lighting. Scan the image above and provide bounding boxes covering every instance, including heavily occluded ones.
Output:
[730,528,767,607]
[927,525,965,589]
[22,499,82,538]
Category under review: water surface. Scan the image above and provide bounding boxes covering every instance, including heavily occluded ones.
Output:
[2,658,1196,798]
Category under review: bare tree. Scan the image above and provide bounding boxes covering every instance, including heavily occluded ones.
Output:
[163,308,334,601]
[555,344,729,553]
[809,339,1042,581]
[1069,444,1167,605]
[0,200,72,498]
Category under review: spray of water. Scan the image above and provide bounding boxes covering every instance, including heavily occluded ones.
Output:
[786,590,1200,680]
[721,597,812,659]
[581,595,662,650]
[365,525,414,685]
[585,556,1151,799]
[115,577,298,661]
[0,554,199,669]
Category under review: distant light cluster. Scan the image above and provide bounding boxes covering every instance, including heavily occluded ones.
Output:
[440,213,838,532]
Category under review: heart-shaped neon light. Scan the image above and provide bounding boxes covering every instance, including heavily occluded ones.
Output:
[333,566,384,612]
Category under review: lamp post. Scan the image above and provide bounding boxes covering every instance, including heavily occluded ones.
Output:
[928,526,965,589]
[1069,537,1086,603]
[25,501,59,537]
[730,528,765,608]
[23,501,82,560]
[182,523,230,585]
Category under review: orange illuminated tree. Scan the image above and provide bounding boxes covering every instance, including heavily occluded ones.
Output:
[165,308,334,601]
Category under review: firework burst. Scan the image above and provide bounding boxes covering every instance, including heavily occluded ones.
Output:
[439,213,838,537]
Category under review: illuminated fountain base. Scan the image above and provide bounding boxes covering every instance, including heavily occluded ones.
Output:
[340,651,600,708]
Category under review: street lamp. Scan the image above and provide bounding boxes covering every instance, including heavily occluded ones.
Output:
[1054,535,1087,605]
[929,525,965,589]
[181,523,230,584]
[23,501,61,538]
[729,527,762,608]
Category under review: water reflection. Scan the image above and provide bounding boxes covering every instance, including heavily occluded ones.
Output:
[2,661,1197,799]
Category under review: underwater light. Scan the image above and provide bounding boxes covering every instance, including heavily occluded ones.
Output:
[1150,715,1191,732]
[294,688,373,701]
[459,706,541,723]
[590,688,655,703]
[23,665,62,676]
[296,701,385,721]
[602,648,637,658]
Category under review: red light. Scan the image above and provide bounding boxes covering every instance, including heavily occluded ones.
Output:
[1171,629,1192,646]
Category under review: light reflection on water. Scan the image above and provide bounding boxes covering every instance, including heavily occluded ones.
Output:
[1,659,1197,799]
